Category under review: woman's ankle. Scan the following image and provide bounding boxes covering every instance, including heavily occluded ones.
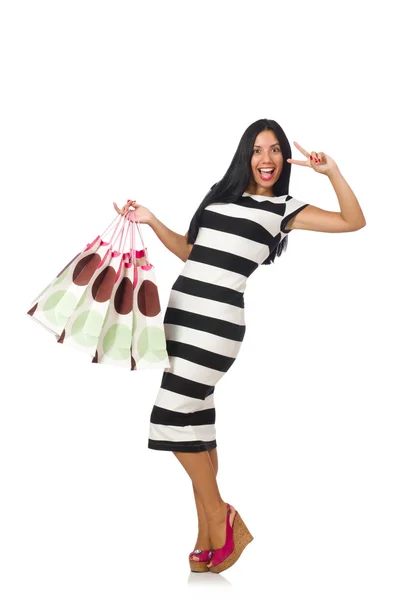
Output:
[205,500,228,524]
[195,532,212,549]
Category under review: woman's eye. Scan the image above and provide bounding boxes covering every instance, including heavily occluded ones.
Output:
[253,147,280,154]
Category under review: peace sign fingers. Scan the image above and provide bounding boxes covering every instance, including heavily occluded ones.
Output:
[286,140,337,176]
[286,141,312,166]
[293,141,311,158]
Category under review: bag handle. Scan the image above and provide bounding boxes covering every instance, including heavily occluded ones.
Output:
[99,212,124,247]
[111,213,131,254]
[97,205,149,261]
[100,211,131,253]
[129,211,150,266]
[100,213,120,239]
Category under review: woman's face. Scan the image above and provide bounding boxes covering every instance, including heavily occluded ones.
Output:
[249,129,284,194]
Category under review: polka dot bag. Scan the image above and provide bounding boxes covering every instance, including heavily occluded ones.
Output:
[26,209,170,371]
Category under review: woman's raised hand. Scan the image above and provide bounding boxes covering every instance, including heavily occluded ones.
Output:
[113,199,154,225]
[286,141,338,176]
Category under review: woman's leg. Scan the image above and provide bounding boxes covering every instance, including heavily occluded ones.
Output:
[191,448,218,553]
[173,448,236,556]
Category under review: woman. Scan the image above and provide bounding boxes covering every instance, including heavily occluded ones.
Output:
[114,118,366,575]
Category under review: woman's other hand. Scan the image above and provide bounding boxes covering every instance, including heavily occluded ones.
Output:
[113,199,133,215]
[113,199,154,225]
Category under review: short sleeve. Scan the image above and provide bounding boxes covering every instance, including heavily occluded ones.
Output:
[280,196,310,233]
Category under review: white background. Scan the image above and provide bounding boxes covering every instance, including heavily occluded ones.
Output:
[1,1,396,599]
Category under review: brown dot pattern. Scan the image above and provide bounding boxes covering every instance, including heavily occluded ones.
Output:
[115,277,133,315]
[73,254,102,286]
[27,303,38,316]
[91,266,117,303]
[137,280,160,317]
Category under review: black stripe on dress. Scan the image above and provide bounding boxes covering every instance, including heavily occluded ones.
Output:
[234,195,285,214]
[201,209,271,244]
[166,339,236,372]
[150,405,216,427]
[164,307,246,342]
[148,439,217,452]
[281,203,310,233]
[188,245,258,277]
[160,371,215,399]
[172,275,245,308]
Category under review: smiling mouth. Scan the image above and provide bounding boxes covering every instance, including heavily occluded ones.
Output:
[258,168,275,181]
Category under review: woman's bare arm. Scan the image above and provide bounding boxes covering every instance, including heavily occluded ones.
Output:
[149,214,193,262]
[113,200,192,262]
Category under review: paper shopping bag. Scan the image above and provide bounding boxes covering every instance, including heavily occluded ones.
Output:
[92,258,135,368]
[128,214,170,370]
[26,213,130,337]
[27,205,170,371]
[27,235,105,337]
[57,247,123,355]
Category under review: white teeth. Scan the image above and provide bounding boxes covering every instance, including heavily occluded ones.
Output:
[260,168,274,173]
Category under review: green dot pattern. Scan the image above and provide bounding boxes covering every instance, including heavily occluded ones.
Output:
[71,310,104,347]
[103,324,131,360]
[137,326,168,362]
[75,288,89,310]
[131,311,136,336]
[43,291,78,327]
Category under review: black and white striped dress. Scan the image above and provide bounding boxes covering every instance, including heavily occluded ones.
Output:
[148,192,310,452]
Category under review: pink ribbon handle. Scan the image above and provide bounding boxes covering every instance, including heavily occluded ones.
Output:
[100,212,125,246]
[100,213,121,239]
[98,205,150,261]
[111,212,131,254]
[100,210,132,256]
[129,210,150,266]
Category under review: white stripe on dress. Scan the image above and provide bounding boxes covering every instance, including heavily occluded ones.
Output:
[181,260,248,292]
[194,227,265,264]
[206,201,282,237]
[167,289,246,326]
[153,388,215,413]
[165,356,229,386]
[164,324,243,358]
[149,422,217,443]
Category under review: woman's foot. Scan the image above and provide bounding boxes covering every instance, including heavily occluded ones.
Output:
[206,502,236,569]
[190,534,212,562]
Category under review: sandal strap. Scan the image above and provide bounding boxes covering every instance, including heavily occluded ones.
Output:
[189,548,213,561]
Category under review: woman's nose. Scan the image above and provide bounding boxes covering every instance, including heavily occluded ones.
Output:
[259,154,273,164]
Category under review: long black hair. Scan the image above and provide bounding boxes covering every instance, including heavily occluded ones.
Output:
[186,118,293,265]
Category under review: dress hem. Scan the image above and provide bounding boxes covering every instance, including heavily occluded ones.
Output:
[148,439,217,453]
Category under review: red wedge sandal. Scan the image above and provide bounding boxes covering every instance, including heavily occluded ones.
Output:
[208,503,253,574]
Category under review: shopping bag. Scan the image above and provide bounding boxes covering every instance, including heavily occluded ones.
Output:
[57,213,134,356]
[128,213,170,370]
[26,213,126,337]
[27,205,170,371]
[92,256,135,368]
